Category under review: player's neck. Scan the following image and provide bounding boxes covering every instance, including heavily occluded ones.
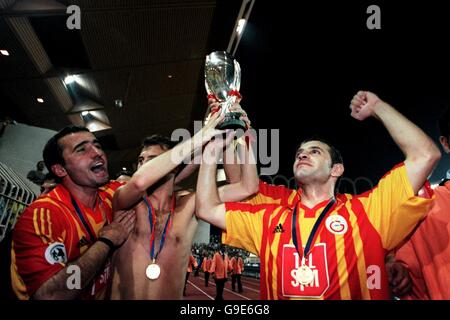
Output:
[149,179,174,213]
[64,181,98,209]
[300,183,334,208]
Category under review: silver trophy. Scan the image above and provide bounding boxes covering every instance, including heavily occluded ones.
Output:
[204,51,246,130]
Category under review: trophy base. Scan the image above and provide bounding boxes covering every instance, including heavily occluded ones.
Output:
[217,112,247,130]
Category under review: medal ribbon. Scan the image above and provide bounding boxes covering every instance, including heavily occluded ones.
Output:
[291,198,336,262]
[143,195,175,261]
[70,194,109,243]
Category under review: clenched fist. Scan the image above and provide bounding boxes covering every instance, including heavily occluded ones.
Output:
[350,91,384,121]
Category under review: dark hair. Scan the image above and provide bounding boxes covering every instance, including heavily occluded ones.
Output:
[297,136,343,166]
[141,134,176,150]
[439,107,450,140]
[43,125,90,176]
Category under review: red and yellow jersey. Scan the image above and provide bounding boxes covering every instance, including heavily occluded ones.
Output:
[243,180,298,207]
[222,163,433,300]
[11,181,122,300]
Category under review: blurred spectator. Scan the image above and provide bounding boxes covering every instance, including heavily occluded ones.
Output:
[202,254,212,287]
[26,160,46,186]
[210,246,229,300]
[230,253,244,293]
[183,253,198,296]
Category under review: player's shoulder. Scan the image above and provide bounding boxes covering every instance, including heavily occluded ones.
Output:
[101,180,124,191]
[14,196,67,234]
[99,180,124,199]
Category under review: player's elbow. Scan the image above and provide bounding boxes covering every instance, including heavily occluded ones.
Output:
[195,196,212,219]
[130,172,152,194]
[245,179,259,196]
[427,144,442,167]
[408,141,441,169]
[416,144,441,169]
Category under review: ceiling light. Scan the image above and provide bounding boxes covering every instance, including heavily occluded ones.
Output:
[236,19,246,35]
[1,50,10,56]
[81,111,90,116]
[122,167,127,171]
[36,98,44,103]
[114,99,123,108]
[85,119,112,132]
[168,75,173,79]
[64,75,75,84]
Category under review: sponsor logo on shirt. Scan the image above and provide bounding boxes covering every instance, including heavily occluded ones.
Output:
[282,243,330,298]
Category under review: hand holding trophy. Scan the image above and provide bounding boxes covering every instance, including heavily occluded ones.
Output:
[204,51,247,130]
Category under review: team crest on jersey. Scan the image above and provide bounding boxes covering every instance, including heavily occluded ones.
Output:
[45,242,67,265]
[325,214,348,235]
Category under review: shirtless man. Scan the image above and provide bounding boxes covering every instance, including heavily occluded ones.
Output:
[110,106,258,299]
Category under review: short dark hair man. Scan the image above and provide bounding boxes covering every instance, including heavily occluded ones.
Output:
[196,91,440,300]
[12,126,135,299]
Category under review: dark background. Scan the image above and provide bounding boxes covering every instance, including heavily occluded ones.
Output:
[233,1,450,188]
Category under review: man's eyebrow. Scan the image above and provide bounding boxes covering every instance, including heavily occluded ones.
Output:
[72,140,89,152]
[72,139,100,152]
[296,146,325,154]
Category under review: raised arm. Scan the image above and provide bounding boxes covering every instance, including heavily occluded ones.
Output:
[216,98,259,200]
[219,133,259,202]
[207,97,250,185]
[196,139,228,229]
[113,112,224,210]
[175,98,250,187]
[350,91,441,194]
[195,130,258,228]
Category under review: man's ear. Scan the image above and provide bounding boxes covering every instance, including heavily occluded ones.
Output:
[51,164,67,179]
[331,163,344,178]
[439,136,450,154]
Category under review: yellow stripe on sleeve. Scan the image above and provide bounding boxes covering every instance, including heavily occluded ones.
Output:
[40,208,46,238]
[33,208,46,244]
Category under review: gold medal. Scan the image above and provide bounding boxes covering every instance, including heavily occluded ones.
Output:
[296,264,314,285]
[146,262,161,280]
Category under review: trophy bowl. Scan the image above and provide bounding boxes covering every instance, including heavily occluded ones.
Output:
[205,51,246,130]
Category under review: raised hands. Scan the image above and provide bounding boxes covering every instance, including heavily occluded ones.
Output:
[350,90,383,121]
[205,97,251,130]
